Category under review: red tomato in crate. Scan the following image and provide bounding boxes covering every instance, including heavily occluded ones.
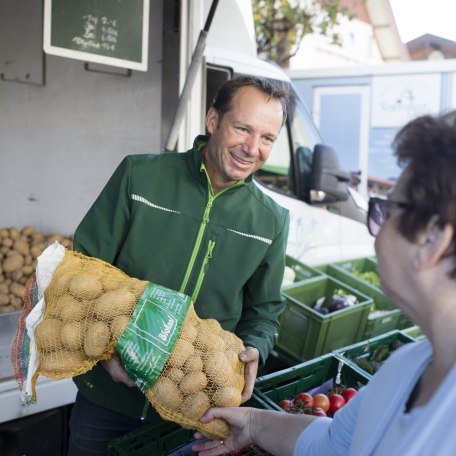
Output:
[278,399,293,412]
[342,387,357,403]
[312,407,327,417]
[329,394,346,415]
[312,393,330,412]
[294,392,313,409]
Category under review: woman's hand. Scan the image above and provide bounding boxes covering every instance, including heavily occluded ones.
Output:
[192,407,256,455]
[239,347,259,403]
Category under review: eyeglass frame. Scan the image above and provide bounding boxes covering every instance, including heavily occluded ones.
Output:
[367,197,412,237]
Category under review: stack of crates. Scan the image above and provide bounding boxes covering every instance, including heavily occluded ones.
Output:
[333,330,415,379]
[328,257,415,334]
[254,353,370,412]
[277,265,373,361]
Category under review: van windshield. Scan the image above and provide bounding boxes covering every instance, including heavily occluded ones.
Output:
[256,83,322,196]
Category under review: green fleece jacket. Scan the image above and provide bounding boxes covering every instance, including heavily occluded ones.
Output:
[72,136,289,421]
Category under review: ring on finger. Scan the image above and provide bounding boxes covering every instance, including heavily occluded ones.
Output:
[220,440,224,445]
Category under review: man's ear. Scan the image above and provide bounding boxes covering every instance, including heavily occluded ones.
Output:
[414,215,454,270]
[206,107,219,134]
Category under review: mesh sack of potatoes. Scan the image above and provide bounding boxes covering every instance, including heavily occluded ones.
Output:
[143,304,245,440]
[34,249,148,381]
[13,242,245,440]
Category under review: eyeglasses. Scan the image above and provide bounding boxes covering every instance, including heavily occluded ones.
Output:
[367,197,412,237]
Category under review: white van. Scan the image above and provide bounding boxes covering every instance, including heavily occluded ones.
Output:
[178,1,375,265]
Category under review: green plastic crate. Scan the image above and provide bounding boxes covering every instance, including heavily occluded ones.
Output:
[316,263,402,339]
[107,394,271,455]
[330,259,416,331]
[277,276,373,361]
[333,330,415,379]
[401,325,426,342]
[254,353,369,412]
[283,255,326,285]
[334,257,382,290]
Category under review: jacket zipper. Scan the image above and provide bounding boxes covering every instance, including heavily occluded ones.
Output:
[191,240,215,302]
[179,170,243,296]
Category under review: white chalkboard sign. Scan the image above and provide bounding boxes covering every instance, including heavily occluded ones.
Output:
[43,0,150,71]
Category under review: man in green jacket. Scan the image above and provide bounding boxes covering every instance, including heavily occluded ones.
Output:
[68,76,290,454]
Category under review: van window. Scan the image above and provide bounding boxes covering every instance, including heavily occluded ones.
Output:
[256,127,292,193]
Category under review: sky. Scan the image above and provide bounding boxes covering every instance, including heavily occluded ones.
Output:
[389,0,456,43]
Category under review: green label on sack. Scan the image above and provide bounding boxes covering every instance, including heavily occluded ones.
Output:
[116,282,191,392]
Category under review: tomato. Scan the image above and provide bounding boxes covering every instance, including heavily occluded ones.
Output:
[312,393,330,412]
[278,399,293,412]
[342,387,357,402]
[294,392,313,409]
[312,407,327,417]
[329,394,346,415]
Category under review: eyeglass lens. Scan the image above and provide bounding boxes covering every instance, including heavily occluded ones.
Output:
[368,200,389,237]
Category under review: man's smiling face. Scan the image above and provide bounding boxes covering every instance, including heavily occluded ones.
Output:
[203,85,284,193]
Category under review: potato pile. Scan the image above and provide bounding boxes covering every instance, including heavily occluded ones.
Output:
[35,250,148,379]
[146,305,245,440]
[0,226,72,314]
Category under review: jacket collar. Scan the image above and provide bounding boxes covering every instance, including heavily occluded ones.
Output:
[188,135,254,186]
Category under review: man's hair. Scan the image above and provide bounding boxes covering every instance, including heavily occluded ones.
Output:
[393,110,456,277]
[212,76,291,126]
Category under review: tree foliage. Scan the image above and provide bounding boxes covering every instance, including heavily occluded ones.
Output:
[253,0,354,68]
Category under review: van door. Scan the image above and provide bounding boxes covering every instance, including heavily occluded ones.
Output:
[204,66,374,264]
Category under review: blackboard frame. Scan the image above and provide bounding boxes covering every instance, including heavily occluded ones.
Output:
[43,0,150,71]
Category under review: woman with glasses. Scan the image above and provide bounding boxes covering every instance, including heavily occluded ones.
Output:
[192,111,456,455]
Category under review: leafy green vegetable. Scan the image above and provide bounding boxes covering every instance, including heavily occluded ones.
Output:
[350,269,381,287]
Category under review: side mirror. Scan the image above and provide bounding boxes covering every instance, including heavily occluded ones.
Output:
[310,144,349,204]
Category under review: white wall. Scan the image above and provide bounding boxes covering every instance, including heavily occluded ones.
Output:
[0,1,163,236]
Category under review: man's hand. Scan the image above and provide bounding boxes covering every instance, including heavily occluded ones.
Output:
[101,352,136,387]
[239,346,259,403]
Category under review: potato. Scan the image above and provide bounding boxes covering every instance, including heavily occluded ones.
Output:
[151,377,182,411]
[183,354,203,373]
[21,226,35,237]
[22,265,35,276]
[0,284,8,294]
[168,339,194,369]
[35,319,62,351]
[13,238,29,256]
[204,318,222,333]
[40,350,85,373]
[61,322,85,350]
[53,294,86,321]
[69,275,103,300]
[10,282,24,298]
[200,419,230,440]
[211,386,242,407]
[179,322,198,344]
[84,321,111,358]
[203,351,232,382]
[179,371,207,395]
[0,294,9,306]
[30,244,44,258]
[180,391,210,418]
[167,368,185,383]
[47,272,72,298]
[195,332,225,352]
[9,228,20,240]
[3,253,24,273]
[93,288,137,319]
[110,315,130,340]
[100,274,123,292]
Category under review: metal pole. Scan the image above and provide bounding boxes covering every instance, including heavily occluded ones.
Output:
[164,0,219,152]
